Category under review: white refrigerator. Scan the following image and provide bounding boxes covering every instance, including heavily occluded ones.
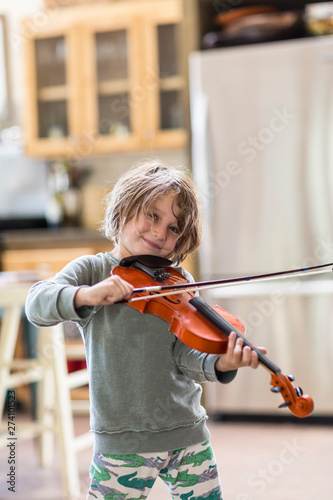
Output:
[189,35,333,416]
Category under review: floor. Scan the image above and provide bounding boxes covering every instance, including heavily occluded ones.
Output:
[1,414,333,500]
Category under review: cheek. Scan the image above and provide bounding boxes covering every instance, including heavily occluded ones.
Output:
[135,216,151,234]
[166,234,178,250]
[125,215,145,235]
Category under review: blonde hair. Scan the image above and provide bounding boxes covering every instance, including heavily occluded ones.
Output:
[102,159,202,265]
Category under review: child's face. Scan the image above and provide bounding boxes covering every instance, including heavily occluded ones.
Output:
[114,192,180,260]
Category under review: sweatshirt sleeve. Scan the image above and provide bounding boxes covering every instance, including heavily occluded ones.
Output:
[173,340,237,384]
[25,255,99,327]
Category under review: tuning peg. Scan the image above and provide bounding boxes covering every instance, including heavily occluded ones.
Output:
[271,386,283,393]
[295,386,303,397]
[279,401,291,408]
[286,374,295,382]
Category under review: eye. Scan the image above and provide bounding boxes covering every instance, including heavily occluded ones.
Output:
[147,212,158,221]
[169,226,179,235]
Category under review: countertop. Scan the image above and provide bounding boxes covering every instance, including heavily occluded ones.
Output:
[0,227,111,250]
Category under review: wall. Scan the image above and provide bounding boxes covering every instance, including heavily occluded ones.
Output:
[0,0,41,124]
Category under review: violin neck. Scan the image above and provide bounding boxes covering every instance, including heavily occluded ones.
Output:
[189,297,281,375]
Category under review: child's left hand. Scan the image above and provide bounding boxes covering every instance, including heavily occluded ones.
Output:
[215,331,267,372]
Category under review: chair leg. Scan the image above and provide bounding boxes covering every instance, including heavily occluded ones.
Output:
[36,328,55,467]
[1,316,85,498]
[0,306,22,416]
[47,324,81,499]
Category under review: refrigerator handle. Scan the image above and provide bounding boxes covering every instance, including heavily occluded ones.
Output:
[190,91,214,218]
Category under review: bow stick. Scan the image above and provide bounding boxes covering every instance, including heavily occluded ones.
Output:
[127,261,333,303]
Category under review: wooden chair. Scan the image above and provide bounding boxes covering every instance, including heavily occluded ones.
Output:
[0,273,93,498]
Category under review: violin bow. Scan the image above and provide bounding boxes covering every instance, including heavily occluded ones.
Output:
[127,261,333,302]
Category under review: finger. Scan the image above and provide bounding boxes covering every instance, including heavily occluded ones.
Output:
[123,287,134,300]
[234,337,243,351]
[256,346,267,355]
[116,278,134,295]
[240,345,253,365]
[250,350,260,369]
[232,337,244,363]
[110,276,134,299]
[227,331,237,350]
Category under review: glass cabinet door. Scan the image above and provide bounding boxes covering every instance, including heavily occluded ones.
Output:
[83,20,142,151]
[34,36,69,139]
[142,14,187,150]
[95,29,131,138]
[157,23,184,131]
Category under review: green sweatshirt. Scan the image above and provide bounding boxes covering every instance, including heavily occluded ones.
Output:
[25,252,236,454]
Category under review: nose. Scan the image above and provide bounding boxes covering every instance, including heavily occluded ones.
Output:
[152,223,167,241]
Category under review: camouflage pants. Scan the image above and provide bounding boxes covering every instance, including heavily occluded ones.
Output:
[87,440,223,500]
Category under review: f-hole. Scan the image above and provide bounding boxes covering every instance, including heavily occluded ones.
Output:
[149,291,181,305]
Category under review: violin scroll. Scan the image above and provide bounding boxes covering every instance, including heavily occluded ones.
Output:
[270,373,314,418]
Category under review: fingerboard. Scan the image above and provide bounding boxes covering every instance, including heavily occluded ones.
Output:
[189,296,281,375]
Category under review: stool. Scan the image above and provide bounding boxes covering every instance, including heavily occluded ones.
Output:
[0,274,93,498]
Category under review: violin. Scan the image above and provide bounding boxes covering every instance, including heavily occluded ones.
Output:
[112,255,314,419]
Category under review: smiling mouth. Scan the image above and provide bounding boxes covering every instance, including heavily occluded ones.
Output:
[142,237,162,251]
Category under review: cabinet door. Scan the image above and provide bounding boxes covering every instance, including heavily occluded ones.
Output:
[23,0,188,157]
[81,17,143,154]
[24,25,83,157]
[142,7,187,149]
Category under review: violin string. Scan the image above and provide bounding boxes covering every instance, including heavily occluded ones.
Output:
[128,266,332,303]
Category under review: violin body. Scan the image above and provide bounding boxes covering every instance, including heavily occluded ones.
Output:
[111,255,314,418]
[112,263,245,354]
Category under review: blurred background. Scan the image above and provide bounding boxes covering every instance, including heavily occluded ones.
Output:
[0,1,333,499]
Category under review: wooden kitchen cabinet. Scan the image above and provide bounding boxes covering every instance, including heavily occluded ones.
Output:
[23,0,191,158]
[1,247,96,273]
[0,228,112,273]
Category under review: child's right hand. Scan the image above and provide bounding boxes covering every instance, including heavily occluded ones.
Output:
[74,275,134,308]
